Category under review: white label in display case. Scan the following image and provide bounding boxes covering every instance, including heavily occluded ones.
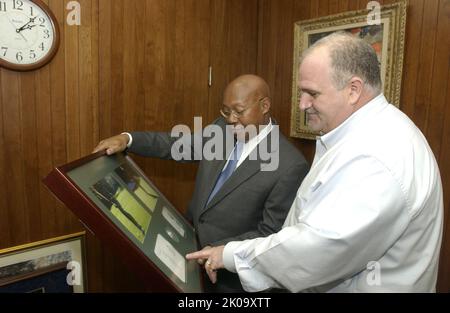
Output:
[154,234,186,283]
[162,206,185,238]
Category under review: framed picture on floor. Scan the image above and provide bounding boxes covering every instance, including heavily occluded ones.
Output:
[0,232,86,293]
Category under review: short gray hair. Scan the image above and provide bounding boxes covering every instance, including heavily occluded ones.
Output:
[303,31,382,93]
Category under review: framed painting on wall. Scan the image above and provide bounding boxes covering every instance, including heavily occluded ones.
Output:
[0,232,86,293]
[290,0,407,139]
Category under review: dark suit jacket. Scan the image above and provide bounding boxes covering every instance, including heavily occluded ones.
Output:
[129,118,309,292]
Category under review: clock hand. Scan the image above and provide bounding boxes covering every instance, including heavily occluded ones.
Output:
[17,16,37,33]
[22,24,37,31]
[18,31,28,42]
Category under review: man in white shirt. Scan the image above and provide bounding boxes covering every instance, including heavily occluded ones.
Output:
[186,32,444,292]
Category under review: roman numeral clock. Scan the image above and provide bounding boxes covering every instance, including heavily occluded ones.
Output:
[0,0,60,71]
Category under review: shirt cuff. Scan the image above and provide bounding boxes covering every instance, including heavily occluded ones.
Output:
[223,241,242,273]
[121,132,133,148]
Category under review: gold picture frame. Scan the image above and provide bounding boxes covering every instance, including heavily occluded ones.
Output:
[290,0,407,139]
[0,232,87,293]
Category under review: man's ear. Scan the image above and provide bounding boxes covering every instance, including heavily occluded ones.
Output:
[260,97,271,114]
[348,77,364,106]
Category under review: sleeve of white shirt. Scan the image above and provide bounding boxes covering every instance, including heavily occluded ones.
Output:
[222,155,410,292]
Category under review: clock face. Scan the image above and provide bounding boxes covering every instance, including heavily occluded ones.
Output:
[0,0,59,70]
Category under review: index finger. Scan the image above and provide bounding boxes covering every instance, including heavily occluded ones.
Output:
[186,250,211,260]
[92,141,108,154]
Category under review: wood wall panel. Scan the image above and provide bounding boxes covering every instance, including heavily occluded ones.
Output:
[401,0,423,121]
[78,0,97,156]
[1,71,28,246]
[64,1,80,163]
[412,0,439,132]
[209,0,259,120]
[427,0,450,158]
[37,69,54,238]
[257,0,450,292]
[98,0,111,142]
[433,0,450,293]
[22,72,40,239]
[0,72,7,245]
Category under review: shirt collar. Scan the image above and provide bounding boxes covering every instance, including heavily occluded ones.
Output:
[244,118,273,148]
[236,118,273,168]
[317,94,387,151]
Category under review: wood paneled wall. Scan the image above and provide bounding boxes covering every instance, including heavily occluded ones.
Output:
[0,0,449,292]
[256,0,450,292]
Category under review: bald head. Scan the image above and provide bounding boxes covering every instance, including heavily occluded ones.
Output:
[221,74,272,133]
[224,74,271,104]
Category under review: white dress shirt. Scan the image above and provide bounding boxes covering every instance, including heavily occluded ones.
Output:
[223,94,443,292]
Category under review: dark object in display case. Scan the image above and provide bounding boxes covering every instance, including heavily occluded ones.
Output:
[43,152,203,292]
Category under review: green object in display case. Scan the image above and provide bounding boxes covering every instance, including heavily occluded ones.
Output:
[43,152,203,293]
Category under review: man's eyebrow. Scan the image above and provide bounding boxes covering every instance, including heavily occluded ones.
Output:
[300,88,319,94]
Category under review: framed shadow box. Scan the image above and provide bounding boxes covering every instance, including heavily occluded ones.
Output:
[43,152,203,293]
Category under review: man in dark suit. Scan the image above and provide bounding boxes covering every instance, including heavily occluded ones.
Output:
[93,74,309,292]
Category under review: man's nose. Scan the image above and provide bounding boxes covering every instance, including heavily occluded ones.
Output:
[299,94,312,111]
[225,114,239,124]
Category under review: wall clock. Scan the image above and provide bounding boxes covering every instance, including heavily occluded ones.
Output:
[0,0,60,71]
